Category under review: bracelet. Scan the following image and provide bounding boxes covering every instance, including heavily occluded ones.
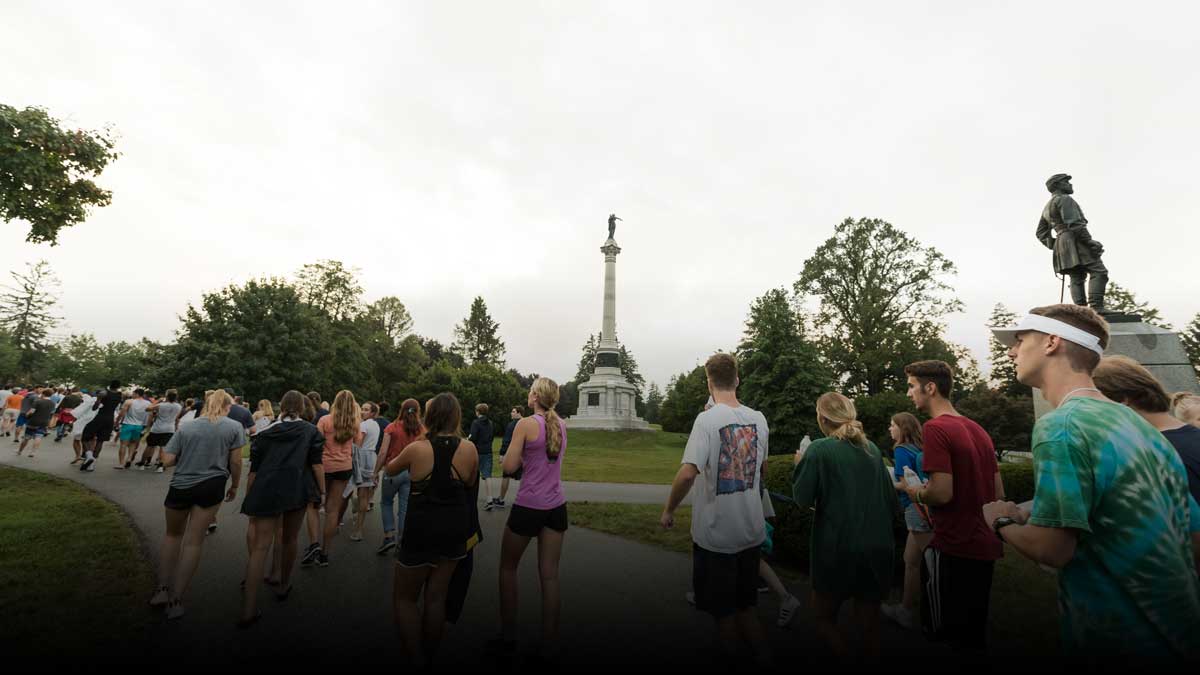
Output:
[915,489,925,506]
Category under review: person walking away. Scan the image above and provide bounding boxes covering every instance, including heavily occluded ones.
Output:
[385,393,477,669]
[16,389,57,459]
[237,390,325,627]
[374,398,422,555]
[986,306,1200,666]
[114,389,152,469]
[54,387,83,443]
[791,392,899,663]
[496,407,521,509]
[212,391,256,535]
[140,390,183,471]
[881,412,931,630]
[469,404,497,510]
[148,390,245,619]
[80,382,123,471]
[312,390,362,565]
[69,390,97,463]
[14,388,38,444]
[901,360,1004,657]
[660,354,772,668]
[0,384,14,436]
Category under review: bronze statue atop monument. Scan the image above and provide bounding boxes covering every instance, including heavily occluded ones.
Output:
[1036,173,1109,312]
[607,213,621,240]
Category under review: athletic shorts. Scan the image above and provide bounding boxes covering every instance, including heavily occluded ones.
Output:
[2,409,17,421]
[904,504,933,533]
[506,503,568,538]
[921,547,995,650]
[478,452,493,478]
[692,543,760,618]
[146,432,174,447]
[164,475,227,510]
[15,414,26,427]
[119,424,144,442]
[325,470,353,483]
[25,426,48,438]
[58,411,76,425]
[81,417,113,443]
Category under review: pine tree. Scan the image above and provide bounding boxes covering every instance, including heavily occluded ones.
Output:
[0,260,60,375]
[1181,313,1200,376]
[644,382,663,424]
[987,303,1029,396]
[575,333,600,383]
[451,296,506,367]
[618,344,646,395]
[1105,283,1171,328]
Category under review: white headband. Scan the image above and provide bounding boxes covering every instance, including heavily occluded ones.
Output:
[989,314,1105,357]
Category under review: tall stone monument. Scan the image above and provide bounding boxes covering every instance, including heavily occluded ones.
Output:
[569,220,651,432]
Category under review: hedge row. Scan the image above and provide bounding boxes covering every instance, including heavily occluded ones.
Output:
[764,457,1036,573]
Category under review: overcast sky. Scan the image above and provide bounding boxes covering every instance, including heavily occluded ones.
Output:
[2,1,1197,390]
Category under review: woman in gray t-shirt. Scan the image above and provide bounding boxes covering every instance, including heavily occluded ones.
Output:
[150,391,245,620]
[138,391,184,470]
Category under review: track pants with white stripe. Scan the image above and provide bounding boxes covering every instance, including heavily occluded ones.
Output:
[920,547,995,651]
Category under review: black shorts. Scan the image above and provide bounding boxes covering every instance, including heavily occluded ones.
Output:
[164,475,226,510]
[692,543,760,618]
[325,470,353,483]
[921,547,995,650]
[81,417,113,443]
[506,503,568,537]
[146,432,173,447]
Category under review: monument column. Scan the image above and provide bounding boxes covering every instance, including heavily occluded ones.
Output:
[593,239,622,373]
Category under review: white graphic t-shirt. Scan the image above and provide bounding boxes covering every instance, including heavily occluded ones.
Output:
[682,402,768,553]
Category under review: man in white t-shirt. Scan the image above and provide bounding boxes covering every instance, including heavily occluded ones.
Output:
[661,353,772,667]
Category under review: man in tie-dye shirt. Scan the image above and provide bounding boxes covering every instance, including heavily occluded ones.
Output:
[986,304,1200,666]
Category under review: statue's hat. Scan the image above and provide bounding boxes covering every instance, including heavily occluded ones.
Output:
[1045,173,1071,189]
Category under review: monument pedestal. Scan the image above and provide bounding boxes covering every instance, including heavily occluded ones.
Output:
[1034,317,1200,418]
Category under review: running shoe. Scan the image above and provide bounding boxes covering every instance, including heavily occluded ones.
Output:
[483,499,496,511]
[376,538,396,556]
[156,465,164,473]
[494,499,507,510]
[881,603,919,630]
[316,551,329,567]
[166,600,185,620]
[206,523,218,535]
[81,453,95,472]
[777,594,801,627]
[300,543,320,567]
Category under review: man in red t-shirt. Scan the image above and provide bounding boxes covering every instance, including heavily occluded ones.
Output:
[902,360,1005,654]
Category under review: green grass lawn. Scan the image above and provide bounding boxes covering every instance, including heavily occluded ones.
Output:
[568,501,1060,654]
[527,429,686,484]
[0,466,155,657]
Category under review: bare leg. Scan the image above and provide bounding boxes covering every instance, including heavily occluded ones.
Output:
[171,503,221,602]
[278,509,304,588]
[902,532,933,612]
[353,486,371,538]
[499,477,510,502]
[499,527,533,641]
[305,503,320,547]
[758,559,789,602]
[735,607,773,668]
[240,516,278,621]
[394,564,432,667]
[421,560,459,660]
[852,599,882,664]
[811,591,848,659]
[267,519,284,583]
[322,481,348,555]
[536,528,565,653]
[158,507,190,592]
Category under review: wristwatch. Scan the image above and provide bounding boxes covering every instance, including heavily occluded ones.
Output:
[992,516,1017,542]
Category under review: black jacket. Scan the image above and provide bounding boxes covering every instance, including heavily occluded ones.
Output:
[240,419,325,517]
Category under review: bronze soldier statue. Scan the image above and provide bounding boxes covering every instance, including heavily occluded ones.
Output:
[607,213,621,240]
[1036,173,1109,312]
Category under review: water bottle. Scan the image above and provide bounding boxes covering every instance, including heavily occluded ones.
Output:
[902,466,923,489]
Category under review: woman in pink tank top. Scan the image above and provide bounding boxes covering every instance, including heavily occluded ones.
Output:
[487,377,567,663]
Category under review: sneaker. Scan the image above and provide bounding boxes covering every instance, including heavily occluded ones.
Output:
[81,453,95,472]
[685,591,696,605]
[166,599,185,620]
[483,499,496,511]
[156,465,164,473]
[316,551,329,567]
[881,603,918,630]
[376,538,396,556]
[777,594,801,627]
[300,543,320,567]
[149,585,169,608]
[206,523,218,535]
[494,499,507,510]
[85,464,96,472]
[349,532,363,542]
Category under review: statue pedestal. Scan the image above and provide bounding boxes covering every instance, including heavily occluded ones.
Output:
[1033,318,1200,419]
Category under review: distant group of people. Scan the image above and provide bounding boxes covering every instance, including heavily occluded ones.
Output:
[11,301,1200,668]
[660,303,1199,668]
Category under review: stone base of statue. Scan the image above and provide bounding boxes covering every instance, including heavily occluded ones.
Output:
[1034,316,1200,419]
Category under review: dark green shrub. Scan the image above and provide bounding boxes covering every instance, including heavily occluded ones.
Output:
[1000,461,1036,503]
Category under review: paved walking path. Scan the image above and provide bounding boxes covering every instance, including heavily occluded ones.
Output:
[2,440,954,670]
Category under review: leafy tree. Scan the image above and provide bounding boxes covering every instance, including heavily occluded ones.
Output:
[295,260,364,322]
[644,383,663,425]
[0,260,61,375]
[416,336,464,368]
[450,362,528,436]
[557,380,579,418]
[451,296,506,367]
[158,278,335,403]
[508,369,538,390]
[658,365,708,433]
[364,296,414,345]
[1181,313,1200,376]
[853,391,917,452]
[1105,283,1171,328]
[44,333,106,386]
[736,288,833,452]
[987,303,1029,397]
[796,217,962,395]
[956,389,1034,462]
[0,105,119,244]
[0,329,21,381]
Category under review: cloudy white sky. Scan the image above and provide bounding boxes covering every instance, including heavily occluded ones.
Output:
[2,1,1197,389]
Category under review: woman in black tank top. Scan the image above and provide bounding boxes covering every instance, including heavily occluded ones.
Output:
[384,393,478,668]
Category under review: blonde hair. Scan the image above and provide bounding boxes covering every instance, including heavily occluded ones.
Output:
[255,399,274,419]
[531,377,563,459]
[816,392,867,448]
[1173,392,1200,425]
[1093,356,1171,413]
[330,390,360,444]
[201,390,233,422]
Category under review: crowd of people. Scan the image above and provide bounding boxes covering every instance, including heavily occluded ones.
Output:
[7,302,1200,667]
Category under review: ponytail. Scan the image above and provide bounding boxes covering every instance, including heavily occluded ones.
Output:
[815,392,868,450]
[530,377,563,460]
